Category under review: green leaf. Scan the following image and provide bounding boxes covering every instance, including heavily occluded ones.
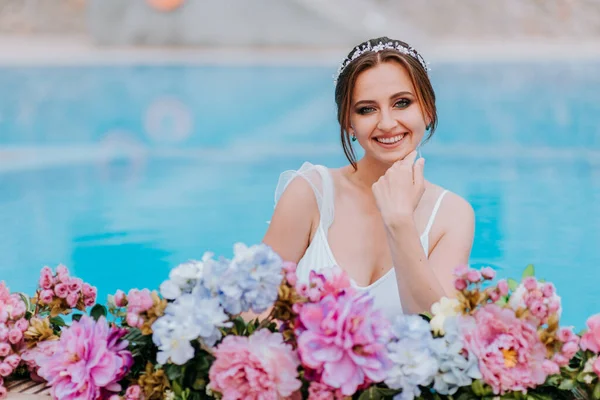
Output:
[90,304,107,321]
[232,316,246,335]
[164,363,184,381]
[72,313,83,322]
[594,381,600,400]
[357,387,382,400]
[522,264,535,279]
[558,379,574,390]
[49,316,66,327]
[172,380,183,396]
[507,278,519,291]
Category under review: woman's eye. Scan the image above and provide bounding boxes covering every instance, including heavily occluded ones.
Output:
[394,99,411,108]
[357,107,375,115]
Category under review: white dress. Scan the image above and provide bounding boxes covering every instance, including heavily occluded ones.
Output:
[274,162,448,322]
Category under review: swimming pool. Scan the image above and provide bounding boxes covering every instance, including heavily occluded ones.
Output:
[0,62,598,329]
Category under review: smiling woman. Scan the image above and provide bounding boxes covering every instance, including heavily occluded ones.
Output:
[262,37,475,321]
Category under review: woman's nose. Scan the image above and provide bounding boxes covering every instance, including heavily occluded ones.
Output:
[376,110,398,132]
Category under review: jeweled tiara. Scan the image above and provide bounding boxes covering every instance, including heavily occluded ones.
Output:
[333,41,430,85]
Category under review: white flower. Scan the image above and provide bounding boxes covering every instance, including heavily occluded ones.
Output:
[430,297,460,335]
[152,294,230,365]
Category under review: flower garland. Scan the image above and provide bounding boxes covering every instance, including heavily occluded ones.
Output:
[1,242,599,400]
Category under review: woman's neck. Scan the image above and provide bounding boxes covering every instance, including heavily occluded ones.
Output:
[346,157,393,190]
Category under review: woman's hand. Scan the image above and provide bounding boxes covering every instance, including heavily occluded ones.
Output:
[371,150,425,229]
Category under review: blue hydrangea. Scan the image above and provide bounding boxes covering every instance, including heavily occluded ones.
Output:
[430,316,482,395]
[151,294,231,365]
[217,242,284,314]
[385,315,439,400]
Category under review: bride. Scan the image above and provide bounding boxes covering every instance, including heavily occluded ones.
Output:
[262,37,475,320]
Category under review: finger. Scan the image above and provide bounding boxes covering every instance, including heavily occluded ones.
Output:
[413,157,425,187]
[403,150,418,166]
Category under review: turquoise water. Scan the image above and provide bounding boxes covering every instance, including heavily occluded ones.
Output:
[0,63,598,329]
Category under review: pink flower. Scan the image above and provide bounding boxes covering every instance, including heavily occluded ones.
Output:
[0,344,9,358]
[297,267,352,303]
[508,279,562,325]
[461,304,548,395]
[0,364,12,377]
[283,261,298,287]
[455,278,467,291]
[209,329,301,399]
[308,381,345,400]
[125,385,142,400]
[8,328,22,344]
[21,340,59,382]
[542,360,560,376]
[3,355,20,369]
[127,289,153,314]
[35,316,133,400]
[54,283,69,299]
[114,290,127,307]
[466,269,482,283]
[15,318,28,332]
[0,385,6,399]
[66,292,79,308]
[55,265,70,282]
[39,289,54,304]
[68,278,83,293]
[82,284,97,306]
[481,267,496,280]
[581,314,600,353]
[497,280,509,296]
[39,267,54,290]
[296,291,392,396]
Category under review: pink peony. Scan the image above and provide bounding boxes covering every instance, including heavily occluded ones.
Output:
[21,340,59,382]
[461,304,548,394]
[296,266,352,303]
[35,315,133,400]
[581,314,600,353]
[307,381,345,400]
[209,329,301,399]
[295,290,391,396]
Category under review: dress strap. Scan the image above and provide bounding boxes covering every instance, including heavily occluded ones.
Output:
[273,162,334,231]
[422,189,448,238]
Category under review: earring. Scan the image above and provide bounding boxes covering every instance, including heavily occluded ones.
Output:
[426,123,432,131]
[351,135,357,142]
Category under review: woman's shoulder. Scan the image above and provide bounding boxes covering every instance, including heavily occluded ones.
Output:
[425,182,475,230]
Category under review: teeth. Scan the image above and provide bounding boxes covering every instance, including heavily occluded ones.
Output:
[376,134,404,144]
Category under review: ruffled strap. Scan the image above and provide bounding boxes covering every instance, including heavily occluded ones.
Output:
[274,162,335,232]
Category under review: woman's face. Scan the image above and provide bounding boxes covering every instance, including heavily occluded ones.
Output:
[349,61,428,165]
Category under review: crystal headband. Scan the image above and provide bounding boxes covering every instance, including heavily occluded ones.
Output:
[333,41,430,85]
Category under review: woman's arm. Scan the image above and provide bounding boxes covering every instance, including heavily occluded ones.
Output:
[241,177,317,322]
[385,193,475,314]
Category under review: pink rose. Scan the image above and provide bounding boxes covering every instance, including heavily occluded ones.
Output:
[0,343,11,357]
[8,328,23,344]
[15,318,28,332]
[68,278,83,293]
[0,363,13,377]
[39,267,54,290]
[82,283,97,299]
[4,354,20,369]
[542,360,560,376]
[114,290,127,307]
[54,283,69,299]
[66,292,79,308]
[55,265,70,282]
[39,289,54,304]
[480,267,496,280]
[455,278,467,291]
[523,277,537,291]
[497,280,509,296]
[125,384,142,400]
[209,330,301,399]
[466,269,482,283]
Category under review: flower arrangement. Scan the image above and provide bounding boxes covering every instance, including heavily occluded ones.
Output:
[1,243,600,399]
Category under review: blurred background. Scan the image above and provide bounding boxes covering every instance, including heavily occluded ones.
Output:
[0,0,599,329]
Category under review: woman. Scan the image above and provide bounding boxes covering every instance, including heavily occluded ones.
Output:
[263,37,475,320]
